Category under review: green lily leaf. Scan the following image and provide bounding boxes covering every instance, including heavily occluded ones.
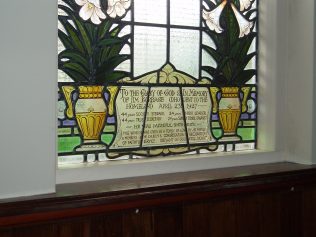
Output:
[98,20,113,39]
[204,29,226,54]
[85,23,98,42]
[73,19,92,56]
[59,17,85,54]
[58,50,89,71]
[98,35,130,64]
[230,33,256,63]
[58,5,92,56]
[234,69,256,86]
[221,60,234,82]
[58,29,74,50]
[60,62,89,79]
[201,66,217,78]
[202,45,221,63]
[61,68,87,83]
[225,6,239,47]
[97,54,130,75]
[98,37,126,47]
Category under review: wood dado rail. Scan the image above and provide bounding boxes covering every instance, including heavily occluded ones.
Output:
[1,162,316,237]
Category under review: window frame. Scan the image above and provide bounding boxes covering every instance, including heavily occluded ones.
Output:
[57,0,287,184]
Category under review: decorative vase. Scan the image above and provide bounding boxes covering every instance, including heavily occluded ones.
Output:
[74,86,107,151]
[62,85,119,152]
[218,87,241,141]
[210,86,251,142]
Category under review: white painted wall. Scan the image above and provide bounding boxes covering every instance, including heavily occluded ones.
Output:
[0,0,315,197]
[0,1,57,198]
[285,0,315,164]
[258,0,284,152]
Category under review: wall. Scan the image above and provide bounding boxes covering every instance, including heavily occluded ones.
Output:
[285,0,315,164]
[0,1,57,199]
[0,0,315,198]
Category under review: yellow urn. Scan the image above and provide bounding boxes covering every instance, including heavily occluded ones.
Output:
[210,86,251,142]
[74,86,107,151]
[62,85,119,152]
[218,87,241,141]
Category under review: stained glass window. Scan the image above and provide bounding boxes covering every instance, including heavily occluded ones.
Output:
[58,0,258,163]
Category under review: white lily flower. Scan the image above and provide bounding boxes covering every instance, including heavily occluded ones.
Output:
[239,0,254,12]
[75,0,106,24]
[231,3,253,38]
[107,0,131,18]
[203,0,227,33]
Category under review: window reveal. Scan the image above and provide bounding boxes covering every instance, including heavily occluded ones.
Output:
[57,0,258,163]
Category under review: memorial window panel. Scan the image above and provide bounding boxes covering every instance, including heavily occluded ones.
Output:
[57,0,258,164]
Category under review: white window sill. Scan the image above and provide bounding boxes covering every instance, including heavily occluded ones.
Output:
[56,149,284,184]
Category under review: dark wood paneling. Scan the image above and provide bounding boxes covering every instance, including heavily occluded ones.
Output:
[56,219,90,237]
[0,229,12,237]
[183,199,236,237]
[122,209,154,237]
[183,193,285,237]
[90,213,122,237]
[183,202,210,237]
[235,195,260,237]
[153,206,182,237]
[302,187,316,237]
[208,199,236,237]
[281,190,303,237]
[258,192,281,237]
[12,224,56,237]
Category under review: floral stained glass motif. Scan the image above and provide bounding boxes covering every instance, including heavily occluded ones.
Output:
[58,0,258,163]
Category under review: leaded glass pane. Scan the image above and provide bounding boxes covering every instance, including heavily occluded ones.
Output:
[170,0,200,26]
[134,0,167,24]
[57,0,259,164]
[133,26,167,76]
[170,29,200,78]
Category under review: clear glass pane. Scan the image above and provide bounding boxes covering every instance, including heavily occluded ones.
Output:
[170,28,200,78]
[58,155,84,165]
[235,143,256,151]
[134,0,167,24]
[133,26,167,76]
[170,0,200,26]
